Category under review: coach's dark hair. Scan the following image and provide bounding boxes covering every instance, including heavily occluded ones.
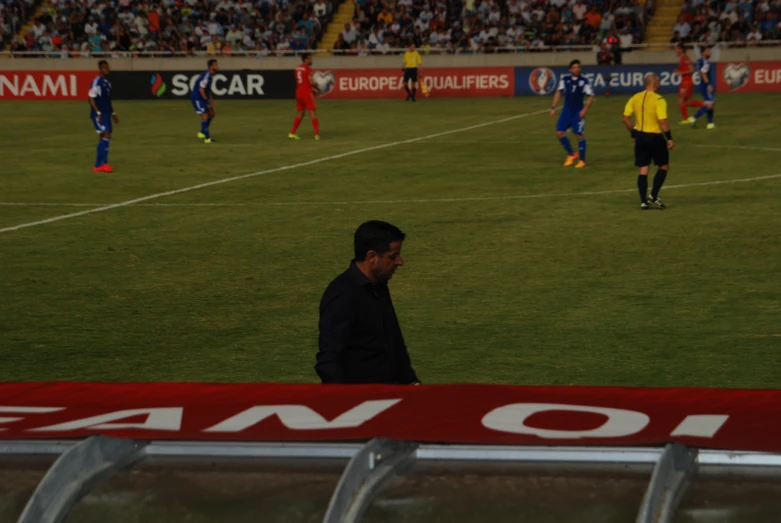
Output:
[300,52,311,61]
[98,59,108,68]
[207,58,218,68]
[569,59,581,68]
[354,221,406,261]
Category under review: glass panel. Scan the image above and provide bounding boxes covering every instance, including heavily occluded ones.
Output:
[675,474,781,523]
[0,458,55,523]
[363,465,650,523]
[67,459,343,523]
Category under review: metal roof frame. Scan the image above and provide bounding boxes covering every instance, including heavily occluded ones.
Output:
[2,438,781,523]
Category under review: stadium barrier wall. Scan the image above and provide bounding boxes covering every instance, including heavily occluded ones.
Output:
[1,382,781,451]
[2,47,781,71]
[2,61,780,100]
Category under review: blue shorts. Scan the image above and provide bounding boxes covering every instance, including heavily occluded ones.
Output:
[556,112,585,135]
[192,98,209,115]
[700,89,715,103]
[91,114,112,134]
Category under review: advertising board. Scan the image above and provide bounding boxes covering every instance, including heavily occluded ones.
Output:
[1,382,780,451]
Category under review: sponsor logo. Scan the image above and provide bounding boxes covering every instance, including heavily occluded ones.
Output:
[0,73,87,99]
[723,63,750,91]
[170,73,266,97]
[150,73,167,97]
[313,71,336,96]
[529,67,556,95]
[324,68,513,99]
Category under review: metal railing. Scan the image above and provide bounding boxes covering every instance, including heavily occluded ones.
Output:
[4,436,781,523]
[1,40,780,59]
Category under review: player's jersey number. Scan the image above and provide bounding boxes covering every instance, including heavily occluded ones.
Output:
[296,69,304,85]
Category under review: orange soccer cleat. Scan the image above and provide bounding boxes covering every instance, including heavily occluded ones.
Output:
[563,154,579,167]
[100,164,115,173]
[575,160,587,169]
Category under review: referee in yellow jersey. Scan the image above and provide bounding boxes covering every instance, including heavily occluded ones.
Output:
[623,73,675,210]
[402,42,422,102]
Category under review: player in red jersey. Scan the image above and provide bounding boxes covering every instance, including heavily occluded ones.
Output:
[674,44,704,124]
[289,53,320,140]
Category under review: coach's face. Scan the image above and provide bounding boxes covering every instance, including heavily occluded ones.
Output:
[369,241,404,283]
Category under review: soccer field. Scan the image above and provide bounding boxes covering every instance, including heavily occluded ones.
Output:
[1,95,780,387]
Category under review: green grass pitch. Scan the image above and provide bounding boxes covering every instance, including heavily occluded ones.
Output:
[1,94,780,387]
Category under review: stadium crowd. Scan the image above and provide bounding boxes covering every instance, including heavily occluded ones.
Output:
[1,0,33,48]
[5,0,650,54]
[336,0,648,53]
[671,0,781,44]
[7,0,337,55]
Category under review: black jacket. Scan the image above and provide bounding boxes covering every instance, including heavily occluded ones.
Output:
[315,263,418,384]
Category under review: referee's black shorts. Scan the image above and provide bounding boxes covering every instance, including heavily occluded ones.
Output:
[634,132,669,167]
[403,68,418,83]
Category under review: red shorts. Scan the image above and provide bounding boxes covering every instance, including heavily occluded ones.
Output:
[679,81,694,99]
[296,91,316,111]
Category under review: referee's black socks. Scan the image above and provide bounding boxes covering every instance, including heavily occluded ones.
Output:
[651,169,668,200]
[637,175,648,204]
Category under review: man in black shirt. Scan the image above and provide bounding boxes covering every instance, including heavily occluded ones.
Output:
[316,221,419,385]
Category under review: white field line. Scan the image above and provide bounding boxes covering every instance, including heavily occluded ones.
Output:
[691,144,781,153]
[0,110,547,234]
[2,173,780,209]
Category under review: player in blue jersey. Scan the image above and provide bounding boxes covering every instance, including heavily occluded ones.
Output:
[689,46,716,129]
[550,60,595,168]
[192,59,219,143]
[88,60,119,173]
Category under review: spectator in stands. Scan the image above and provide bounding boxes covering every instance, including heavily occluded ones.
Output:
[378,7,393,26]
[277,34,291,53]
[601,8,615,32]
[314,0,328,20]
[747,23,763,42]
[333,32,350,51]
[619,26,634,50]
[342,21,358,44]
[8,0,653,56]
[673,14,691,40]
[572,0,587,22]
[585,6,602,31]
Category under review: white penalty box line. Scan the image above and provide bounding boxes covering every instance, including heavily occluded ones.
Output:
[0,110,548,235]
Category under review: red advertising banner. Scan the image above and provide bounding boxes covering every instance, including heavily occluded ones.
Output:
[316,67,514,99]
[0,383,780,451]
[0,71,96,100]
[718,61,781,93]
